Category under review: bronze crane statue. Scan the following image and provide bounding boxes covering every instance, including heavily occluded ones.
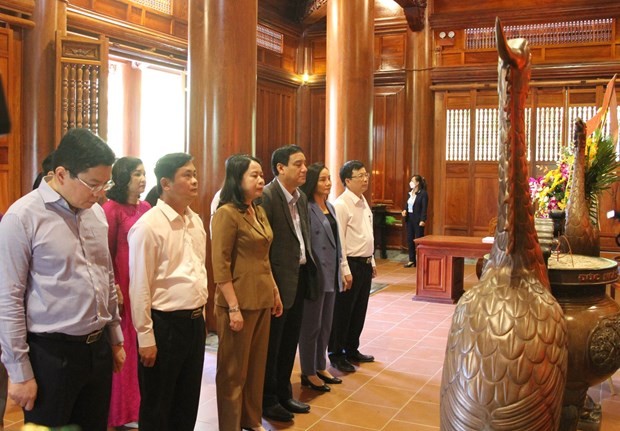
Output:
[439,18,568,431]
[562,118,600,257]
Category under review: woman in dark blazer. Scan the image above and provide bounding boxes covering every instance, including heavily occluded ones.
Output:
[298,163,344,392]
[211,154,283,431]
[401,174,428,267]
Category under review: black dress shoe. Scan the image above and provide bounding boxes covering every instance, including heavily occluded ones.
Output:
[316,371,342,384]
[347,350,375,363]
[330,356,356,373]
[301,374,331,392]
[262,403,294,422]
[281,398,310,413]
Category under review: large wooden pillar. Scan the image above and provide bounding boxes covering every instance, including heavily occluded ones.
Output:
[407,8,433,190]
[188,0,257,330]
[326,0,374,196]
[22,0,66,193]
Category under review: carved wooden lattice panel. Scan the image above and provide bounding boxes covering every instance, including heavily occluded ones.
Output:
[55,34,109,143]
[465,19,614,50]
[446,109,470,161]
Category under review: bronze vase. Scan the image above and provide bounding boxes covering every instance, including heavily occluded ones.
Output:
[547,255,620,431]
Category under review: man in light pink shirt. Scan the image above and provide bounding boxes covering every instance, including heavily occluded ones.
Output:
[128,153,208,431]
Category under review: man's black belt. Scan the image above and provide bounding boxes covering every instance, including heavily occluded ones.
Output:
[347,256,373,265]
[152,306,204,320]
[30,328,105,344]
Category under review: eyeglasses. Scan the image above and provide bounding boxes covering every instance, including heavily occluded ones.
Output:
[351,172,371,180]
[73,174,115,193]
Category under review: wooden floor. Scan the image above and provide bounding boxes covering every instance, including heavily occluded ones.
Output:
[3,256,620,430]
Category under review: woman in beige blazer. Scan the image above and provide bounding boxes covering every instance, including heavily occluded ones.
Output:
[211,154,284,431]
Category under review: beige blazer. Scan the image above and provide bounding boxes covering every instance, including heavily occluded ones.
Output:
[211,203,276,310]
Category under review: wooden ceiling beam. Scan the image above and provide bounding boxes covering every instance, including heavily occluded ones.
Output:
[0,0,34,15]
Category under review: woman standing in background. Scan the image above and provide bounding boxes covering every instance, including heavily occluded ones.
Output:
[402,174,428,268]
[103,157,150,429]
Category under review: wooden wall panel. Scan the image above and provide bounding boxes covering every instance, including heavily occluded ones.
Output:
[92,0,128,21]
[599,183,620,250]
[172,21,187,39]
[543,46,612,63]
[0,171,9,212]
[444,175,470,235]
[463,51,496,65]
[372,85,405,207]
[256,79,297,183]
[472,164,499,236]
[375,33,405,71]
[311,31,406,76]
[0,26,20,214]
[144,11,172,34]
[310,37,326,75]
[128,6,142,25]
[0,31,8,212]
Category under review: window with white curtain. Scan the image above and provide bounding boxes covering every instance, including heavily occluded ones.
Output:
[139,66,186,193]
[107,59,186,198]
[107,61,125,158]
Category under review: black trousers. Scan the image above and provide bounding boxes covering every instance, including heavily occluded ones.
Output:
[406,218,425,263]
[24,333,112,431]
[329,258,373,358]
[263,270,307,408]
[138,311,206,431]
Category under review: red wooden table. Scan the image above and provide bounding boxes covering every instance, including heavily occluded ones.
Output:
[414,235,492,303]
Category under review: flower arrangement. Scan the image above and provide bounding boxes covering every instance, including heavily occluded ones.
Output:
[529,148,573,218]
[529,127,619,219]
[583,129,620,221]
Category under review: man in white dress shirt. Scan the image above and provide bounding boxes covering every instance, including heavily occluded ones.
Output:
[128,152,208,431]
[329,160,377,373]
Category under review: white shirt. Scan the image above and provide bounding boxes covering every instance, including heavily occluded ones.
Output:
[333,188,376,276]
[128,200,208,347]
[407,191,416,213]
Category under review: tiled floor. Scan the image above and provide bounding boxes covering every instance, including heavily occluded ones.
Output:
[3,256,620,430]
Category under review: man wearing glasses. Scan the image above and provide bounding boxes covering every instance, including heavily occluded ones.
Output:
[0,128,125,431]
[329,160,377,373]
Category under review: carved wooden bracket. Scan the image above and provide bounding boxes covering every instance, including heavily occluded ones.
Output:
[300,0,327,25]
[392,0,427,32]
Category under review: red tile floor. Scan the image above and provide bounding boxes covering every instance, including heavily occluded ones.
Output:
[3,256,620,430]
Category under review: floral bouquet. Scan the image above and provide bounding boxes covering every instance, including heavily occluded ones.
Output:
[529,148,573,218]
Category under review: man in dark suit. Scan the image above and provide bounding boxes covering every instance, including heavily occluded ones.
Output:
[261,145,317,422]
